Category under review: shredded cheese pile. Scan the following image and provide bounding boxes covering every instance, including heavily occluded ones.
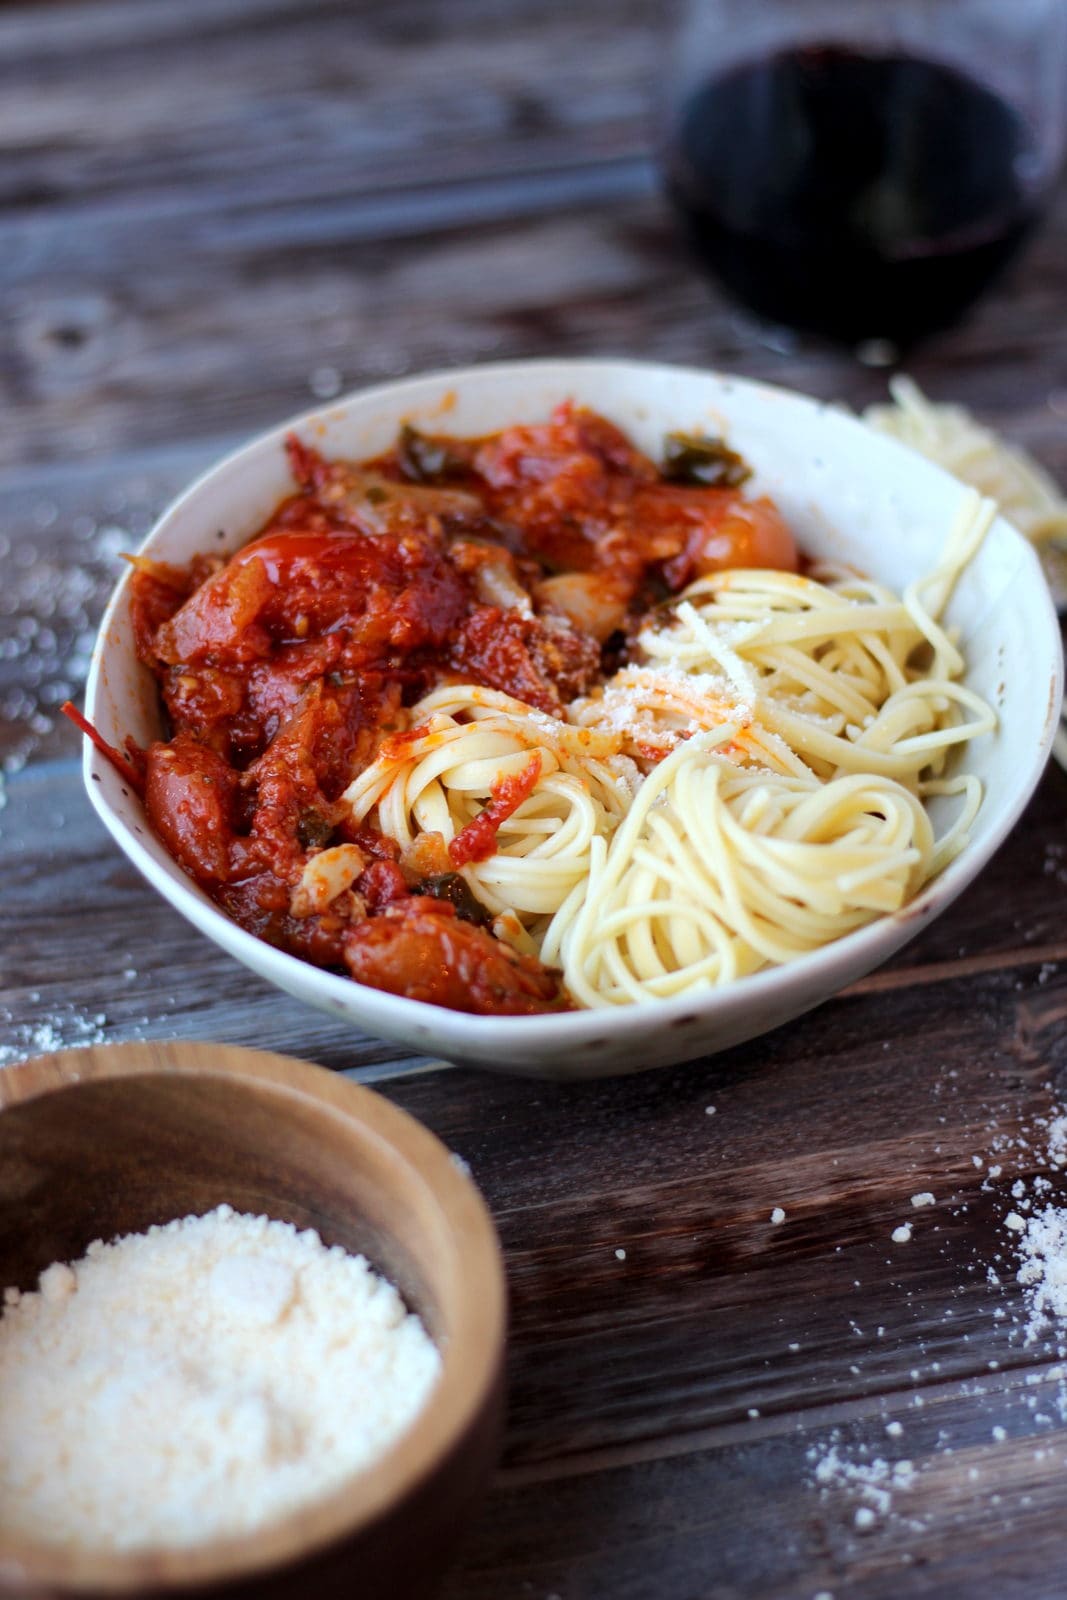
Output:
[0,1207,440,1551]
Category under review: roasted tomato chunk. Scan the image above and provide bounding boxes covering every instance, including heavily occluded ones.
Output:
[343,903,566,1015]
[144,734,239,886]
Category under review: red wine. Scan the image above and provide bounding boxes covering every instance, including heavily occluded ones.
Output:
[664,48,1042,346]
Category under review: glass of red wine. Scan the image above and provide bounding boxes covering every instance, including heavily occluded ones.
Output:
[661,0,1067,354]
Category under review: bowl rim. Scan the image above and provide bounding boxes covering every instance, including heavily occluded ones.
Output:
[0,1039,506,1591]
[81,357,1065,1054]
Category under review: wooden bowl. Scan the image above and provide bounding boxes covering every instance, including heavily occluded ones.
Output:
[0,1041,506,1598]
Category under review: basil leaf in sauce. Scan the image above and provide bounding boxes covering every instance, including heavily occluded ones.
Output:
[418,873,492,926]
[397,425,470,484]
[662,433,752,488]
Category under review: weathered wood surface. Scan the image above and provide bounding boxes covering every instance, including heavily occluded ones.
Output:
[2,3,1067,1596]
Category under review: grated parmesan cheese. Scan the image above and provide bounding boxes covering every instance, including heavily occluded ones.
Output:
[1016,1206,1067,1342]
[0,1206,440,1551]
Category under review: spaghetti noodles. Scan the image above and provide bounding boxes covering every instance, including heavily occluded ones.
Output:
[548,732,933,1007]
[344,686,636,935]
[865,376,1067,547]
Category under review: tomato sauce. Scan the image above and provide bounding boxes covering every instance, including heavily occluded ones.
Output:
[109,405,798,1015]
[449,753,544,867]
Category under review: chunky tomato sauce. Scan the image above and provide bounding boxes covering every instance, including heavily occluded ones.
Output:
[114,405,798,1015]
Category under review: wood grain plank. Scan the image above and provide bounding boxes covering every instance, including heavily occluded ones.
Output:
[386,976,1067,1455]
[0,23,653,219]
[3,0,1067,483]
[439,1393,1067,1600]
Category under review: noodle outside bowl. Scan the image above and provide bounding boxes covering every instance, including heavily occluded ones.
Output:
[82,360,1064,1079]
[0,1040,506,1598]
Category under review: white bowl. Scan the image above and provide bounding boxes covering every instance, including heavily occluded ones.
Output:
[82,360,1064,1079]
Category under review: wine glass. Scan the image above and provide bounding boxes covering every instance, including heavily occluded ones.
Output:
[660,0,1067,355]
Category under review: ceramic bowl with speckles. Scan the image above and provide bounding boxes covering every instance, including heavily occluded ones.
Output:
[81,360,1063,1077]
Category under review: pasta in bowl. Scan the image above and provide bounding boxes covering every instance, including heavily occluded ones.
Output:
[79,361,1062,1076]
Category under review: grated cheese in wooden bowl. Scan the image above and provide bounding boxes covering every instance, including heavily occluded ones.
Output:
[0,1206,440,1552]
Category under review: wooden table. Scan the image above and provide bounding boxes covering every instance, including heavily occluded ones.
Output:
[3,4,1067,1595]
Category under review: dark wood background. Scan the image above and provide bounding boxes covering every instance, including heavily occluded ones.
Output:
[2,3,1067,1595]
